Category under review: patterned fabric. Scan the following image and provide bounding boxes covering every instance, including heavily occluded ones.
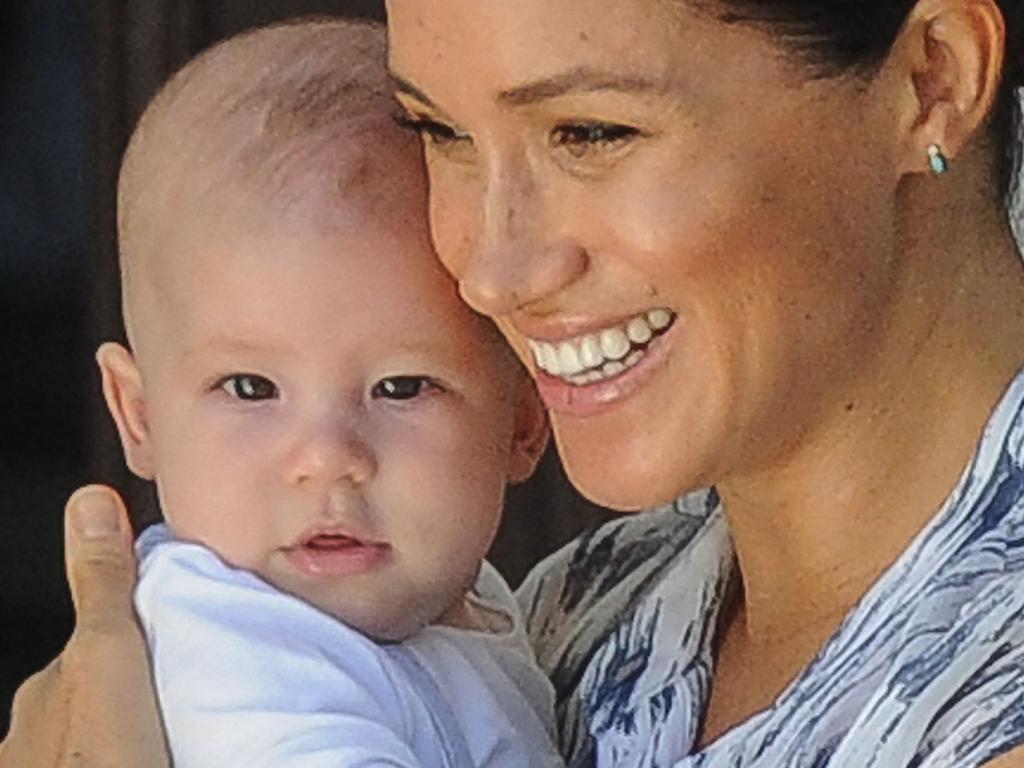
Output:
[518,371,1024,768]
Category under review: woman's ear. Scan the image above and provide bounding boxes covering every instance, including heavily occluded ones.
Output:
[890,0,1005,172]
[96,342,156,480]
[507,382,550,484]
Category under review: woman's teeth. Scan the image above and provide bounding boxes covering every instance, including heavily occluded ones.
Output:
[527,309,675,385]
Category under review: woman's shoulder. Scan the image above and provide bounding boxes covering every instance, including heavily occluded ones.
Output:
[516,490,726,679]
[515,489,732,765]
[517,489,720,651]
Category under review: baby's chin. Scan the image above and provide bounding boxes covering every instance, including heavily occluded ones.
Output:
[273,580,447,644]
[326,601,439,643]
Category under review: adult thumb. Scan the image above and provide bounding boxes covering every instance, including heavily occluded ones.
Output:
[64,485,139,635]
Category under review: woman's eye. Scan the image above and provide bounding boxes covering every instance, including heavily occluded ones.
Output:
[219,374,278,401]
[550,122,641,159]
[395,114,472,151]
[371,376,435,401]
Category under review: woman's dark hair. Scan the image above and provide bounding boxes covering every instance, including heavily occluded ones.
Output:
[702,0,1023,199]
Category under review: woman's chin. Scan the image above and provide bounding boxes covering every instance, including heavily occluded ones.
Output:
[556,432,702,512]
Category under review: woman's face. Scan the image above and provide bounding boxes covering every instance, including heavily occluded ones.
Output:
[387,0,905,509]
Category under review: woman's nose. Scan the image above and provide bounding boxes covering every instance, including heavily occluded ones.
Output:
[286,423,378,490]
[457,156,588,317]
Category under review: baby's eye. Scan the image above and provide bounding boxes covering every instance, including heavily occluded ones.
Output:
[218,374,278,401]
[371,376,437,401]
[550,121,642,159]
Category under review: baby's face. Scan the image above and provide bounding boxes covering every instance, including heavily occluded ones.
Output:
[105,192,540,640]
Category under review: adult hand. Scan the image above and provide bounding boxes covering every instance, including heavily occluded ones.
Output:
[0,486,169,768]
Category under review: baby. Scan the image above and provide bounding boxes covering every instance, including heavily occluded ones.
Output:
[97,19,563,768]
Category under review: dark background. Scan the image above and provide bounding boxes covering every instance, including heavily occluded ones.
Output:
[1,0,608,738]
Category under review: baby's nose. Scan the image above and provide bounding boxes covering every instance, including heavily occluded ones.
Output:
[286,425,377,489]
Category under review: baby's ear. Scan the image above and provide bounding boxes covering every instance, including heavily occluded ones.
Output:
[96,342,155,480]
[507,382,550,484]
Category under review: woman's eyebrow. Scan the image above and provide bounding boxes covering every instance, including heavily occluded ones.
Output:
[495,67,663,107]
[390,67,667,112]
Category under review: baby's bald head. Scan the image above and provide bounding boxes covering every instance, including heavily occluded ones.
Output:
[118,19,418,347]
[99,19,547,640]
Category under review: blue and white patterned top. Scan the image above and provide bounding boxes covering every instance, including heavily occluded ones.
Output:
[519,370,1024,768]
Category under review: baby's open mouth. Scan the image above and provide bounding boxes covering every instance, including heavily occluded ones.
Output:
[304,534,363,550]
[285,529,392,578]
[526,308,677,385]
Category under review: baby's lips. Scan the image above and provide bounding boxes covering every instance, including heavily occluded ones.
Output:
[288,522,386,551]
[304,533,361,550]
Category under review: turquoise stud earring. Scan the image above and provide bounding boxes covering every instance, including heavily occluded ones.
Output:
[927,144,949,175]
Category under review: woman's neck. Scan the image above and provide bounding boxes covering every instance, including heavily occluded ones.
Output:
[718,170,1024,642]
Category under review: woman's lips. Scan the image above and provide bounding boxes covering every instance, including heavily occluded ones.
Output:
[283,533,392,578]
[532,318,679,417]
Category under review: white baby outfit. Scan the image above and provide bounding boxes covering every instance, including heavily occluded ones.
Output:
[135,525,565,768]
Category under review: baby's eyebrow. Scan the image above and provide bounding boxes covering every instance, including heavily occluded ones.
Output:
[181,336,278,360]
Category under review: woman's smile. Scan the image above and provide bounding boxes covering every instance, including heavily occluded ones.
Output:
[525,307,676,382]
[525,311,681,416]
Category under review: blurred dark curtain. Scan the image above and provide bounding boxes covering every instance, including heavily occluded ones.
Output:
[1,0,90,740]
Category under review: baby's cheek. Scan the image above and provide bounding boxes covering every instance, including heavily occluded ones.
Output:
[361,410,509,576]
[154,423,280,567]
